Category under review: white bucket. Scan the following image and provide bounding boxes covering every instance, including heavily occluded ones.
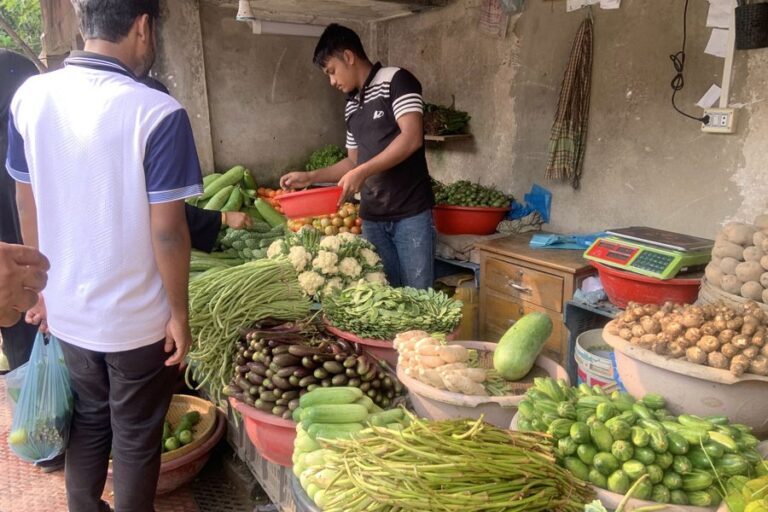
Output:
[575,329,615,388]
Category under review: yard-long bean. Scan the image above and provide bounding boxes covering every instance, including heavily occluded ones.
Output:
[185,259,311,403]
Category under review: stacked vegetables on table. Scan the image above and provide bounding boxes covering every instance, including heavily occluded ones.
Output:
[256,187,288,214]
[267,228,386,298]
[608,301,768,376]
[225,326,404,417]
[517,378,763,507]
[705,216,768,303]
[185,259,312,404]
[216,222,286,261]
[323,283,463,340]
[191,166,282,222]
[161,411,201,453]
[723,466,768,512]
[433,179,513,208]
[297,413,594,512]
[424,102,472,136]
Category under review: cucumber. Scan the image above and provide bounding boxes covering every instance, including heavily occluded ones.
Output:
[611,440,634,462]
[631,426,650,448]
[634,446,656,466]
[254,198,286,227]
[204,185,235,210]
[570,422,591,444]
[307,422,364,438]
[651,484,671,504]
[607,470,630,494]
[577,444,597,465]
[201,165,246,200]
[302,404,369,424]
[590,421,614,452]
[202,173,222,187]
[558,437,578,457]
[641,393,667,410]
[221,186,244,212]
[300,387,363,408]
[681,470,714,492]
[588,468,608,488]
[646,464,664,485]
[622,460,647,480]
[663,471,683,490]
[667,432,690,455]
[367,409,404,427]
[493,312,553,380]
[594,452,620,476]
[564,457,590,481]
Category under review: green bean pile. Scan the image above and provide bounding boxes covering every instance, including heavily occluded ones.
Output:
[313,416,595,512]
[322,283,463,340]
[185,259,311,403]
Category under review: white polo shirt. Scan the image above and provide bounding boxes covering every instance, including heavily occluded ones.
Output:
[6,52,203,352]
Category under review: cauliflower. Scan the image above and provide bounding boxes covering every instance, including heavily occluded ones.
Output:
[360,248,381,267]
[339,257,363,278]
[297,270,325,296]
[288,246,311,272]
[267,239,287,258]
[321,277,343,297]
[319,235,342,253]
[312,250,339,275]
[364,271,387,285]
[337,232,356,243]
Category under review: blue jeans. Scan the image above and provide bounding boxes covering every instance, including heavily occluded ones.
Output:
[362,209,436,289]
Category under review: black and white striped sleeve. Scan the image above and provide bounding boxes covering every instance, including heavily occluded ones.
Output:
[390,69,424,120]
[345,130,358,150]
[344,100,358,150]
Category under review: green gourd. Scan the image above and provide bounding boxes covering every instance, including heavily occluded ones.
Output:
[492,312,552,380]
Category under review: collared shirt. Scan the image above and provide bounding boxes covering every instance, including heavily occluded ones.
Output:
[345,62,434,221]
[6,51,203,352]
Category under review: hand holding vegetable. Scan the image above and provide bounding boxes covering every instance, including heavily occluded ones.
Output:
[0,242,49,327]
[280,171,314,190]
[222,211,253,230]
[337,167,367,206]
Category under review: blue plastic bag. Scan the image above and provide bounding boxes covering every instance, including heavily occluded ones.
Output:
[508,184,552,223]
[4,361,28,414]
[7,333,73,464]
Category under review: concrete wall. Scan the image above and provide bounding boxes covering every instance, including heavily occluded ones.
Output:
[198,2,360,185]
[380,0,767,238]
[154,0,215,172]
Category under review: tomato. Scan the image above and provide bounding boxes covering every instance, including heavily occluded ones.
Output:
[354,217,363,227]
[350,226,362,235]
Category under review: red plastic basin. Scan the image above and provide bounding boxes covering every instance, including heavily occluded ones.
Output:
[324,319,458,368]
[432,205,510,235]
[591,261,701,308]
[230,398,296,467]
[278,186,342,219]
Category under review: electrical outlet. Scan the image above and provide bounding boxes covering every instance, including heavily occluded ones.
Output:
[702,108,737,134]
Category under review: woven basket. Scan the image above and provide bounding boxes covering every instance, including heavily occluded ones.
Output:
[696,278,768,313]
[736,3,768,50]
[161,394,217,463]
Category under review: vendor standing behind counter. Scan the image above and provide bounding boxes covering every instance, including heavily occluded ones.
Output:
[281,24,435,289]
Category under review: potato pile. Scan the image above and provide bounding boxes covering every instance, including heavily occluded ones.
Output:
[705,215,768,303]
[608,301,768,377]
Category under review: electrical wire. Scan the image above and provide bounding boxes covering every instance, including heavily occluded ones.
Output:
[670,0,710,124]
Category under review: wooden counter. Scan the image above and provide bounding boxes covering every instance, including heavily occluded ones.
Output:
[476,234,596,363]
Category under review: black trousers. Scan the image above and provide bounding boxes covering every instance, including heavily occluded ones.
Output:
[59,339,177,512]
[0,317,37,370]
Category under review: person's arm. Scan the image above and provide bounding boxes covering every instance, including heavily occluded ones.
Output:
[15,182,38,249]
[337,114,423,199]
[150,201,192,365]
[0,242,48,327]
[280,149,357,190]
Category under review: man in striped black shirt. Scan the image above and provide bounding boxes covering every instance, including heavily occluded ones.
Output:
[282,24,435,289]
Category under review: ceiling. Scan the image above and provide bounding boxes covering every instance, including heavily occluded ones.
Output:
[206,0,449,24]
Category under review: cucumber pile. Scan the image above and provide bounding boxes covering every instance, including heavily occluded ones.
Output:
[217,222,286,261]
[224,325,404,419]
[517,378,763,508]
[161,411,201,453]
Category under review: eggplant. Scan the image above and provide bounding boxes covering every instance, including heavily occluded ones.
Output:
[331,374,348,386]
[323,361,344,374]
[272,344,291,355]
[260,391,278,402]
[343,356,358,369]
[271,375,293,391]
[298,375,318,388]
[245,372,264,385]
[288,344,321,357]
[273,353,301,367]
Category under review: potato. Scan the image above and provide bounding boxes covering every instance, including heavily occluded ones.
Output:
[631,324,646,338]
[763,238,768,254]
[715,232,729,245]
[668,342,686,358]
[684,327,702,343]
[723,222,757,246]
[682,312,704,328]
[686,346,707,365]
[749,355,768,376]
[639,334,658,348]
[741,281,764,301]
[697,335,720,353]
[721,343,740,358]
[731,354,751,377]
[754,214,768,230]
[719,329,736,344]
[619,328,633,341]
[733,334,751,349]
[761,255,768,272]
[763,288,768,305]
[736,261,764,283]
[755,231,768,248]
[708,351,730,370]
[719,257,740,275]
[640,317,661,335]
[714,241,747,260]
[744,246,764,262]
[701,321,717,336]
[705,263,724,287]
[721,275,744,295]
[743,346,760,359]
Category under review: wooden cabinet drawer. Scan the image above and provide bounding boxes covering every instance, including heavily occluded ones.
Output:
[481,290,564,355]
[484,257,564,312]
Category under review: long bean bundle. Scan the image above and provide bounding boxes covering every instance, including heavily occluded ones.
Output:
[323,283,462,340]
[185,259,311,403]
[307,416,594,512]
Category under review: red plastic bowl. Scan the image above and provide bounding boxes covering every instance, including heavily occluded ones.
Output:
[323,318,458,367]
[432,205,510,235]
[278,186,342,219]
[591,261,701,308]
[230,398,296,467]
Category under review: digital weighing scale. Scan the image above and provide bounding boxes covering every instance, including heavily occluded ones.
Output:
[584,227,713,280]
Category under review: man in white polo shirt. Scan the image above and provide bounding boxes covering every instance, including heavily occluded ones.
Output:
[6,1,202,510]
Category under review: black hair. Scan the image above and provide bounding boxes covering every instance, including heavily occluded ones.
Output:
[72,0,160,43]
[313,24,369,68]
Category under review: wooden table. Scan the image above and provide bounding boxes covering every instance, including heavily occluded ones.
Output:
[476,234,596,364]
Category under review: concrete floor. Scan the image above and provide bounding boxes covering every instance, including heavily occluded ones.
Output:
[0,376,205,512]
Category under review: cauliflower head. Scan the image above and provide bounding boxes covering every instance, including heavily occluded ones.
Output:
[318,235,342,253]
[337,232,356,243]
[298,270,325,296]
[364,271,387,285]
[312,250,339,275]
[321,277,343,297]
[339,257,363,278]
[266,239,287,259]
[360,247,381,267]
[288,246,311,272]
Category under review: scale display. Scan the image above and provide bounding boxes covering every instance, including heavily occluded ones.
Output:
[584,236,712,280]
